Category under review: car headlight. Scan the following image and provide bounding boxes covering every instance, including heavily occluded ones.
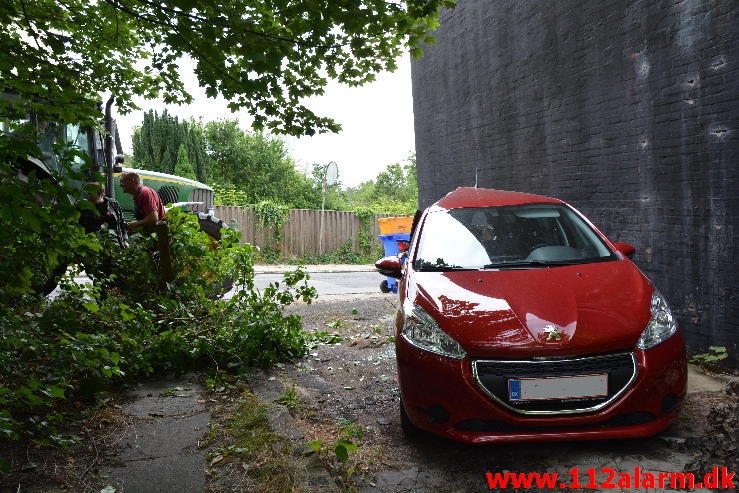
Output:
[636,290,677,350]
[402,300,466,359]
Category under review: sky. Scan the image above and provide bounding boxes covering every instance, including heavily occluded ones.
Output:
[115,57,417,188]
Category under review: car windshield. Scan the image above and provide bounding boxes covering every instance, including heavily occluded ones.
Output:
[413,203,615,270]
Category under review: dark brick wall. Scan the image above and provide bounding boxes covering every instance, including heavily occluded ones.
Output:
[412,0,738,363]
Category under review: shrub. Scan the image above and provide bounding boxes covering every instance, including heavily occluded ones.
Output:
[0,208,316,448]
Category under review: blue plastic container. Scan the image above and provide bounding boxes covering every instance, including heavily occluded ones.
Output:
[378,233,411,293]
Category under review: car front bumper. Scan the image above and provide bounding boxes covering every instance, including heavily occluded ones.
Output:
[396,330,687,444]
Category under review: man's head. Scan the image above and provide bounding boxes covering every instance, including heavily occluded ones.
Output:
[120,172,141,195]
[86,182,105,203]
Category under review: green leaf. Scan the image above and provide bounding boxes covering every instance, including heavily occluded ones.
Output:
[119,304,136,321]
[708,346,727,353]
[334,443,349,463]
[16,388,43,407]
[109,352,121,365]
[334,439,358,463]
[48,386,66,399]
[83,302,99,313]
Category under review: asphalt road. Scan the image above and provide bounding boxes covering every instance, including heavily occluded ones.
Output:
[58,263,389,301]
[252,265,388,300]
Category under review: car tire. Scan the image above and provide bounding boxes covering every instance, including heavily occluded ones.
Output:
[399,397,420,437]
[380,279,391,293]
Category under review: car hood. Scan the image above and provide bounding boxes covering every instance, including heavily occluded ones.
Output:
[408,260,653,357]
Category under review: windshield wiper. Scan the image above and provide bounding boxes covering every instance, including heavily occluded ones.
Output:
[416,265,476,272]
[482,259,581,269]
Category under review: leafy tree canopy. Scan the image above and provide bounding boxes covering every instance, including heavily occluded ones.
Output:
[1,0,455,135]
[326,154,418,214]
[374,159,418,203]
[206,119,321,208]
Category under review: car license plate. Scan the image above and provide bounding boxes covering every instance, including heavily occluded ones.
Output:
[508,374,608,401]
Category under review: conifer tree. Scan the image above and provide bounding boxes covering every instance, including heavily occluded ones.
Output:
[132,111,209,181]
[174,144,197,180]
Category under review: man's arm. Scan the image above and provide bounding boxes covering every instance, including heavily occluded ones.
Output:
[126,210,159,230]
[127,187,163,231]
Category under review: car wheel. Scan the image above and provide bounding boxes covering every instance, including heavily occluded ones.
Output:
[399,397,420,437]
[380,279,391,293]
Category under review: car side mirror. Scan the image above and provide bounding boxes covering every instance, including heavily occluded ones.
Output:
[613,242,636,258]
[375,255,403,279]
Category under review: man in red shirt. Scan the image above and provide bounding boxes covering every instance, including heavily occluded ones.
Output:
[119,172,166,231]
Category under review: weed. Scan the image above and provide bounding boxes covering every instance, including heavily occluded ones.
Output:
[309,330,344,345]
[277,384,300,412]
[690,346,731,374]
[207,389,314,492]
[280,240,382,266]
[690,346,728,364]
[338,421,363,443]
[306,417,365,491]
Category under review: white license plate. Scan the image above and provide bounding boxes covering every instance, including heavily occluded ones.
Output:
[508,374,608,401]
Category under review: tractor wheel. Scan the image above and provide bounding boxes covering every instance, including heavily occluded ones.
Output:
[157,185,180,207]
[197,212,227,240]
[39,262,70,296]
[196,212,234,297]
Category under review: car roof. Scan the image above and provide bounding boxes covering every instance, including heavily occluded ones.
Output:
[433,187,564,210]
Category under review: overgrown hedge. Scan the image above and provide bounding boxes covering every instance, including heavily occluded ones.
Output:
[0,209,316,458]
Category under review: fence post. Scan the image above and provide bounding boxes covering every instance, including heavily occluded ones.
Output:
[155,220,174,285]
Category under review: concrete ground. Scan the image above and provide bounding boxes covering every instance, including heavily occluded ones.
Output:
[102,375,210,493]
[101,365,734,493]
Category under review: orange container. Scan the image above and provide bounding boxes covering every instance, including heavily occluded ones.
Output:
[378,215,413,235]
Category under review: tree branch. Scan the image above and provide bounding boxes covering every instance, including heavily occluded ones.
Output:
[18,0,44,52]
[126,0,340,49]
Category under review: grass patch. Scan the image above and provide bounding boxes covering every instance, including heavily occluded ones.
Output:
[205,388,314,493]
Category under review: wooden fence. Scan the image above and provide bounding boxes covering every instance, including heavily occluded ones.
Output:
[212,206,403,258]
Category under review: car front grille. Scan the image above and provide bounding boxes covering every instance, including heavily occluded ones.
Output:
[472,352,637,415]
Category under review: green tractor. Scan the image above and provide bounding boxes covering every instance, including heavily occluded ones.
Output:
[112,166,227,239]
[1,93,231,294]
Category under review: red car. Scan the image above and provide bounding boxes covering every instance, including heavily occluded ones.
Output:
[376,187,686,444]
